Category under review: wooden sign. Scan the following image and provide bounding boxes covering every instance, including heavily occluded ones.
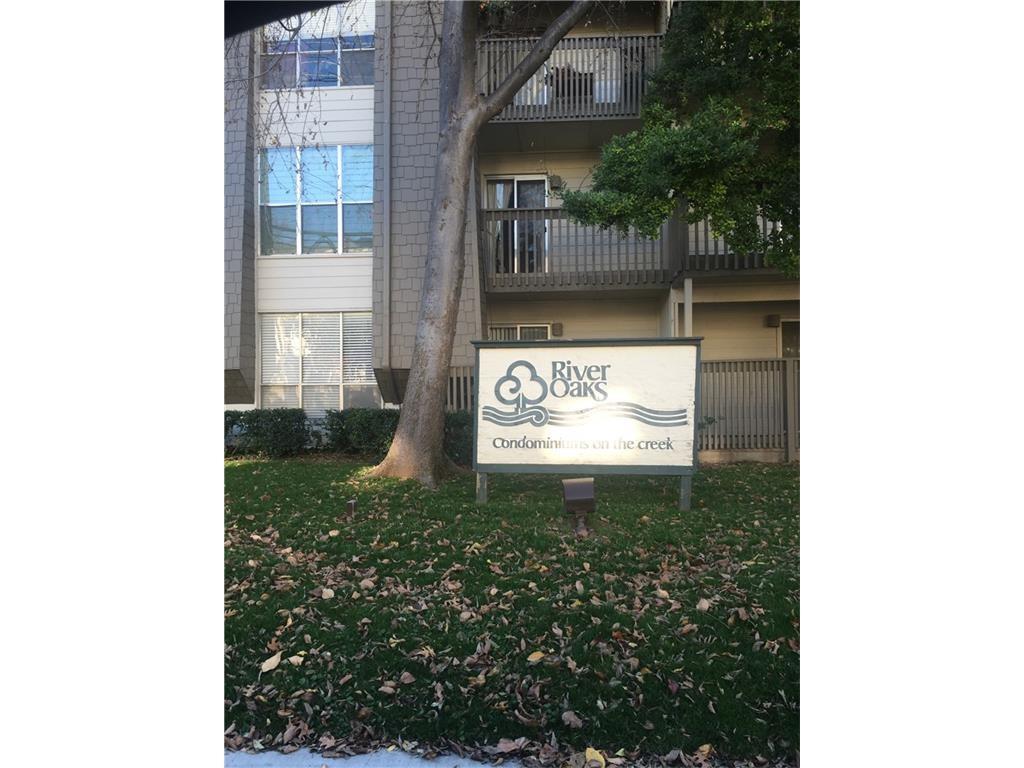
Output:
[472,338,701,507]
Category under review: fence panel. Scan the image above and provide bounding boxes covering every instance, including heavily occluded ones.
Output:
[697,359,798,454]
[446,367,475,413]
[449,359,799,462]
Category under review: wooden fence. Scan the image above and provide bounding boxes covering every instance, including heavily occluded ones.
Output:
[446,358,800,461]
[699,359,799,460]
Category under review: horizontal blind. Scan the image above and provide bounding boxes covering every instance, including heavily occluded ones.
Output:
[301,314,341,384]
[342,312,373,383]
[302,385,339,419]
[261,385,299,408]
[260,315,300,384]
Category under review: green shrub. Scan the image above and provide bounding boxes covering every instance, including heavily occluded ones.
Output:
[324,408,474,466]
[231,409,309,458]
[443,410,474,467]
[225,411,245,448]
[325,408,400,460]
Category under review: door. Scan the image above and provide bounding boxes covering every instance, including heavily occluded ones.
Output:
[486,177,547,274]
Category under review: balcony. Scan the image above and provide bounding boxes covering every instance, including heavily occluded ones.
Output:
[478,34,663,123]
[480,207,670,291]
[479,208,781,292]
[684,217,782,273]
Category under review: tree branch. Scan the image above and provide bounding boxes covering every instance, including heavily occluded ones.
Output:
[476,0,594,124]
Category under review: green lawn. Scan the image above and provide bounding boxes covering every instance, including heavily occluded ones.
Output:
[225,458,799,763]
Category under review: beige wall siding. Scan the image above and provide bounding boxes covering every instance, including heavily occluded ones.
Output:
[479,150,600,201]
[258,256,372,313]
[487,297,662,339]
[258,87,374,147]
[691,301,799,360]
[256,83,374,314]
[693,281,799,304]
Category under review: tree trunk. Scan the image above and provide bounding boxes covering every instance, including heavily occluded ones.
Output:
[371,0,593,487]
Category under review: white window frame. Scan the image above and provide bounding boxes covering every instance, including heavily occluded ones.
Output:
[260,27,375,91]
[488,323,552,341]
[258,312,380,411]
[257,145,373,257]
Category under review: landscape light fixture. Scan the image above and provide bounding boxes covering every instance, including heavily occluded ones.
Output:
[562,477,595,537]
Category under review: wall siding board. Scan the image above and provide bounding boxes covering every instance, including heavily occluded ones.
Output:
[258,256,372,312]
[258,88,374,147]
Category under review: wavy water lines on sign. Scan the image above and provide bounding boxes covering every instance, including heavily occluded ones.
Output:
[481,402,688,428]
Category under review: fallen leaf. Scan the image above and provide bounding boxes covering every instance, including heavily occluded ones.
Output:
[527,651,546,664]
[399,671,415,685]
[378,685,396,695]
[328,530,340,537]
[562,710,584,729]
[260,651,282,673]
[697,598,712,612]
[697,744,713,758]
[338,674,352,686]
[681,623,698,635]
[321,588,335,599]
[288,655,304,666]
[585,747,606,767]
[496,737,524,753]
[359,578,376,590]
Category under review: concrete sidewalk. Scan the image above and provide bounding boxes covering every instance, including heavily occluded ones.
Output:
[225,749,516,768]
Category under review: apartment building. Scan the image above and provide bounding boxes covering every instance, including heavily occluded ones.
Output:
[372,0,799,459]
[225,0,380,416]
[225,0,799,460]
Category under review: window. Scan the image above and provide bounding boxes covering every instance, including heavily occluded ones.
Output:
[341,145,373,251]
[259,145,373,255]
[260,312,379,417]
[340,34,375,85]
[781,320,799,358]
[261,32,374,89]
[488,324,551,341]
[485,177,548,274]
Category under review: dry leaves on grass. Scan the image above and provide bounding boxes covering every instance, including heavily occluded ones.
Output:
[562,710,584,728]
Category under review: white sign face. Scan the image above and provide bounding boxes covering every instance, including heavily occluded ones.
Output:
[474,341,699,474]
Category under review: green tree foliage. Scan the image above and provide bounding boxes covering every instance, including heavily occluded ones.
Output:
[561,1,799,275]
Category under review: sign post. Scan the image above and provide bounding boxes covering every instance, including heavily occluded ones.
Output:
[472,338,702,509]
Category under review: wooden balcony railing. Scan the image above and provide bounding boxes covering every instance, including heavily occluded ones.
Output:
[478,34,663,122]
[685,216,782,272]
[480,207,669,290]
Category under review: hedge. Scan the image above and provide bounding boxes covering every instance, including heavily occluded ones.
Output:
[226,408,474,466]
[225,409,309,458]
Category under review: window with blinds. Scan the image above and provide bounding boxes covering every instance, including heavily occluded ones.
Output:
[260,312,379,416]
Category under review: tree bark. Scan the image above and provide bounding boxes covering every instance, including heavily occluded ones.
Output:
[371,0,593,487]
